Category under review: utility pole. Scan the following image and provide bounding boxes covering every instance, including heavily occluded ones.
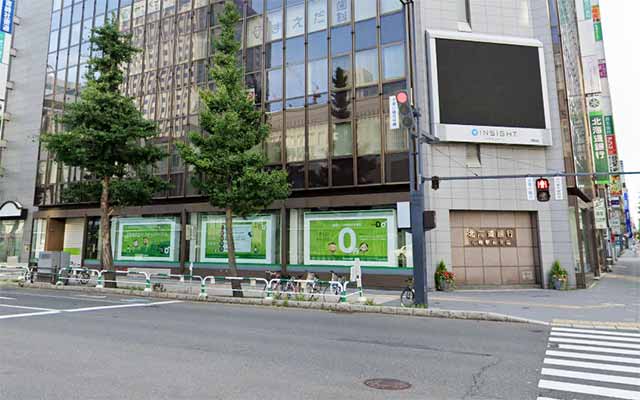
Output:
[401,0,428,306]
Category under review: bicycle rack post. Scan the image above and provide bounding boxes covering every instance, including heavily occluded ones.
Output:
[340,282,347,303]
[265,279,276,300]
[199,279,207,299]
[96,271,104,289]
[144,272,152,293]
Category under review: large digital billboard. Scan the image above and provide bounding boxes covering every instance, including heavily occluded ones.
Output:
[427,31,552,146]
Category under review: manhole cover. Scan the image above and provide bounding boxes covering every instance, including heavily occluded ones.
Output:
[364,379,412,391]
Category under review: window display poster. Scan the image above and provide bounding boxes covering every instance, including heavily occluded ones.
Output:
[304,210,397,267]
[117,221,176,261]
[201,215,274,264]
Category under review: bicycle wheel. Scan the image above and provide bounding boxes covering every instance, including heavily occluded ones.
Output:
[322,284,341,303]
[79,271,91,285]
[305,283,321,301]
[400,288,415,307]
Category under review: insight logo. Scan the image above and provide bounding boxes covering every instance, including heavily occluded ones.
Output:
[471,128,479,136]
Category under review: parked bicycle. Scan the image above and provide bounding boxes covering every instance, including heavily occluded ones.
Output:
[59,266,92,286]
[400,277,415,307]
[322,270,345,303]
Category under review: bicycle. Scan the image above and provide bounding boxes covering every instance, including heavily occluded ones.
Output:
[322,270,345,303]
[302,271,322,301]
[400,277,415,307]
[59,266,92,286]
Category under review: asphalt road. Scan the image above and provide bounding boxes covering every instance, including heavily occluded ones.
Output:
[0,287,548,400]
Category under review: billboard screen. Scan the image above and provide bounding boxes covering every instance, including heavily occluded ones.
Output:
[428,31,551,146]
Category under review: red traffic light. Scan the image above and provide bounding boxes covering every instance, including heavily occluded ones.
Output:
[536,178,550,202]
[536,178,549,190]
[396,91,409,104]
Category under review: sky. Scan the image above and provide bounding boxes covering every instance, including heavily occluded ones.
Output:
[599,0,640,224]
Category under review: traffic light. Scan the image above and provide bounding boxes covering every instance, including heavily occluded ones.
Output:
[396,90,414,129]
[536,178,551,202]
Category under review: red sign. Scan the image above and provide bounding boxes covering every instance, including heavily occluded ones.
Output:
[607,135,617,156]
[536,178,549,190]
[592,5,601,21]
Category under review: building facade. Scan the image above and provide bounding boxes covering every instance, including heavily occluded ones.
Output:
[0,0,51,266]
[25,0,605,289]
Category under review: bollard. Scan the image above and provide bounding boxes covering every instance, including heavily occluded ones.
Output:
[340,288,347,303]
[55,269,66,286]
[199,281,208,299]
[96,273,104,289]
[144,275,152,292]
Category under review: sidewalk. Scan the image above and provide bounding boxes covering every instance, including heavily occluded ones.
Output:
[371,250,640,325]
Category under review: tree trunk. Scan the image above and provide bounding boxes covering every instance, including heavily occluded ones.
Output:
[100,177,116,288]
[225,207,243,297]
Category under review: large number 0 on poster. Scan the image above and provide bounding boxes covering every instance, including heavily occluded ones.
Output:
[118,222,175,261]
[303,211,397,267]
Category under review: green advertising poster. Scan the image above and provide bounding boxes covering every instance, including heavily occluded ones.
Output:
[589,111,610,184]
[594,22,603,41]
[583,0,591,19]
[304,211,397,267]
[117,221,176,261]
[604,115,615,135]
[200,215,274,264]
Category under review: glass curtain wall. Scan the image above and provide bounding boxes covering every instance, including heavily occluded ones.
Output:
[37,0,410,207]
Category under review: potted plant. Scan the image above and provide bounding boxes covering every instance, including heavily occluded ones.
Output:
[435,261,455,291]
[549,261,568,290]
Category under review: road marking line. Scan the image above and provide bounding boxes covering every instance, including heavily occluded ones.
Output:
[550,337,640,350]
[0,311,61,320]
[541,367,640,386]
[63,300,182,313]
[547,350,640,365]
[553,327,640,338]
[558,344,640,356]
[0,291,124,303]
[551,332,640,343]
[0,296,15,300]
[538,379,640,400]
[0,304,56,311]
[544,358,640,374]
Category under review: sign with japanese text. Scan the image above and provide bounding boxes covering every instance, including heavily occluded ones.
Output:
[308,0,327,32]
[0,0,14,34]
[389,95,399,129]
[303,210,397,267]
[599,59,608,78]
[554,176,565,201]
[200,215,275,264]
[604,115,615,135]
[583,0,592,19]
[526,177,535,201]
[594,199,607,230]
[464,228,517,247]
[606,135,617,156]
[589,111,610,184]
[332,0,351,26]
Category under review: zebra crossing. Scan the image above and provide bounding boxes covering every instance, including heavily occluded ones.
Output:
[537,326,640,400]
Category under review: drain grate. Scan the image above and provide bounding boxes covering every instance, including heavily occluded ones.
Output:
[364,378,412,391]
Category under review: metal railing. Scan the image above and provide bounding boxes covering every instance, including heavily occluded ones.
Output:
[2,264,366,304]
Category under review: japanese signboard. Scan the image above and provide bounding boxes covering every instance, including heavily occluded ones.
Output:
[308,0,327,32]
[332,0,351,26]
[389,95,399,129]
[116,220,176,261]
[606,135,617,156]
[594,199,607,230]
[464,228,517,247]
[583,0,592,19]
[592,6,602,41]
[303,210,397,267]
[554,176,565,201]
[589,111,609,184]
[0,0,14,34]
[604,115,615,135]
[526,177,536,201]
[200,215,275,264]
[599,59,608,78]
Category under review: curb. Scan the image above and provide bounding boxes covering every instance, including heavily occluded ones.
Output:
[1,281,548,325]
[552,319,640,331]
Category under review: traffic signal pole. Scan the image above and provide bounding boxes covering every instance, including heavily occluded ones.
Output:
[403,0,428,306]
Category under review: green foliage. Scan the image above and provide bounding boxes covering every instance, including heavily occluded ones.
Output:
[41,18,168,207]
[177,2,289,217]
[433,260,454,290]
[549,261,568,284]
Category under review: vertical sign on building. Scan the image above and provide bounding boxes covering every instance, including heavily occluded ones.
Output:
[554,177,564,201]
[592,5,603,41]
[594,199,607,230]
[389,95,399,130]
[598,59,608,78]
[589,111,609,184]
[0,0,14,34]
[526,177,535,201]
[583,0,592,19]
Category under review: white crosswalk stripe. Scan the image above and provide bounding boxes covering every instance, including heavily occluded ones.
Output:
[538,326,640,400]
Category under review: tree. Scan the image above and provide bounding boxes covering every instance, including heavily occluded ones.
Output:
[41,18,167,282]
[178,2,289,297]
